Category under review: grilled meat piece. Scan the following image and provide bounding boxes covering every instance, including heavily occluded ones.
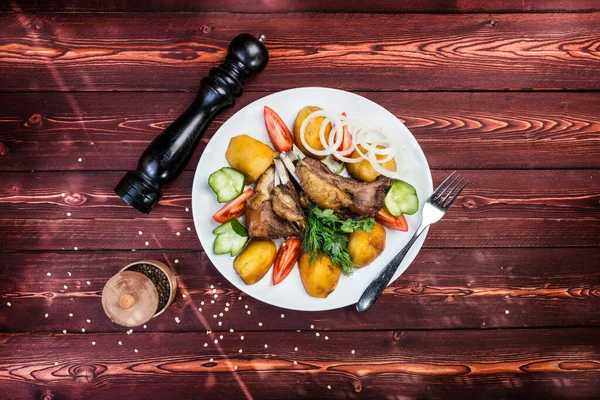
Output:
[272,182,306,229]
[246,167,302,239]
[296,158,392,217]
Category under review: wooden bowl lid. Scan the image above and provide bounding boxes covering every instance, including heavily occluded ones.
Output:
[101,270,159,327]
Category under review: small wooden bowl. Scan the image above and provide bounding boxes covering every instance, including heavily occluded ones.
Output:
[121,259,178,317]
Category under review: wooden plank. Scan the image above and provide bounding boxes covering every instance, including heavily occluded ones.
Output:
[1,249,598,332]
[0,170,598,220]
[1,13,599,92]
[1,92,599,171]
[0,215,598,251]
[0,329,598,399]
[4,0,600,13]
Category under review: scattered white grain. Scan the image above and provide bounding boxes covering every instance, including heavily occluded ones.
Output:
[175,259,179,264]
[55,361,59,366]
[134,349,139,353]
[247,311,251,315]
[219,312,224,317]
[182,293,186,298]
[293,361,297,365]
[229,329,234,333]
[127,329,133,335]
[238,296,242,300]
[45,313,49,318]
[212,288,217,294]
[211,300,215,304]
[325,336,329,341]
[280,314,285,318]
[6,302,11,306]
[61,193,66,197]
[185,207,189,212]
[214,339,219,344]
[118,341,122,345]
[73,247,78,251]
[316,332,320,337]
[213,314,217,319]
[187,227,191,231]
[258,322,263,327]
[198,307,203,312]
[224,307,229,312]
[351,350,356,355]
[62,330,67,334]
[67,271,72,276]
[138,231,143,235]
[214,294,218,299]
[91,341,96,345]
[143,325,147,329]
[175,317,180,323]
[204,343,208,347]
[210,284,214,289]
[86,281,91,285]
[66,212,71,217]
[81,328,85,333]
[47,272,51,276]
[219,335,223,340]
[310,325,314,329]
[176,232,181,236]
[78,157,83,162]
[226,302,230,307]
[244,304,248,309]
[264,344,268,348]
[209,358,214,362]
[144,241,149,246]
[294,347,298,351]
[234,365,238,370]
[63,285,68,290]
[207,330,212,334]
[240,335,244,340]
[218,321,222,326]
[238,349,243,353]
[68,313,73,317]
[327,385,332,390]
[200,301,205,305]
[505,310,510,315]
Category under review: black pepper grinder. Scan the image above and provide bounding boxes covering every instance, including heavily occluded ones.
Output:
[115,33,269,213]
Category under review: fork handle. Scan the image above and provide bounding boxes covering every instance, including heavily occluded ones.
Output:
[356,227,424,312]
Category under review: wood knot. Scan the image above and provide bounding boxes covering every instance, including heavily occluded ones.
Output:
[64,192,87,205]
[393,331,405,341]
[201,25,213,34]
[33,19,44,30]
[28,113,42,125]
[72,365,97,384]
[487,19,497,27]
[352,379,363,393]
[462,198,476,209]
[409,281,424,293]
[0,142,8,156]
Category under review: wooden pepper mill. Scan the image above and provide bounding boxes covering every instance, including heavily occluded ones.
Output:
[115,33,269,213]
[102,260,177,327]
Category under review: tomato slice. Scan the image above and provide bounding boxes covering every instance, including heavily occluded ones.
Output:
[264,106,294,152]
[333,112,353,161]
[272,237,302,285]
[376,208,408,232]
[212,189,254,224]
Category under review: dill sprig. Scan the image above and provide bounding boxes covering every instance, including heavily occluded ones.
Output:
[302,207,375,275]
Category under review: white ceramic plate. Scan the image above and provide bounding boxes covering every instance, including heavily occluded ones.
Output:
[192,87,432,311]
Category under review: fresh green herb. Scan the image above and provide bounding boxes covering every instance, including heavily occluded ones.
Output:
[302,206,375,275]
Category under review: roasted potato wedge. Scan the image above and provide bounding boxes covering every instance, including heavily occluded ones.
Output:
[293,106,331,159]
[348,222,386,267]
[226,134,277,184]
[298,253,341,298]
[233,239,277,284]
[346,145,396,182]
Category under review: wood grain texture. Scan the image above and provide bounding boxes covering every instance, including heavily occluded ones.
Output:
[1,91,599,171]
[0,170,597,220]
[1,13,599,91]
[1,249,598,332]
[0,329,598,399]
[4,0,600,12]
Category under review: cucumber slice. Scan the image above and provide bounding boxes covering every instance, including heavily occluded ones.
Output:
[209,167,245,203]
[385,180,419,216]
[213,219,249,256]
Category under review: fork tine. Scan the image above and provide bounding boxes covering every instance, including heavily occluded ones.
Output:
[433,174,460,202]
[444,180,468,209]
[440,175,465,205]
[430,171,456,200]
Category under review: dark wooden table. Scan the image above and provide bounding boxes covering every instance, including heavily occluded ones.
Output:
[1,1,599,399]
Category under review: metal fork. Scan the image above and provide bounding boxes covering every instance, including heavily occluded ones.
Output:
[356,171,468,313]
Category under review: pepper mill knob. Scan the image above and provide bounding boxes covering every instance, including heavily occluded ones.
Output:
[115,33,269,213]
